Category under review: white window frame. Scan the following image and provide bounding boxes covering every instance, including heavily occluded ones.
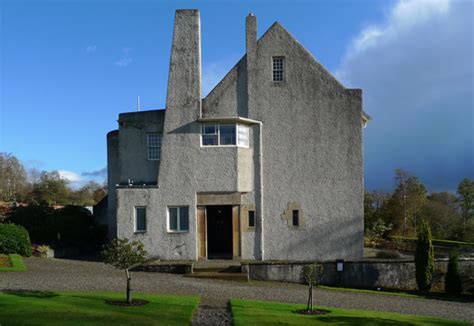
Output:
[134,206,147,233]
[201,123,249,148]
[147,133,161,161]
[272,56,285,82]
[167,206,190,233]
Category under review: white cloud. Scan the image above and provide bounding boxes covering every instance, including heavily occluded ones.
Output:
[85,45,97,54]
[58,170,82,183]
[115,47,133,67]
[336,0,473,191]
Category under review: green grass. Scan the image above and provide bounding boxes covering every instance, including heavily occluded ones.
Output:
[230,299,470,326]
[318,285,421,298]
[0,291,199,326]
[0,254,26,272]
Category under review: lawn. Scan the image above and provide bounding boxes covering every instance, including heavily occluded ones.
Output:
[0,254,26,272]
[230,299,470,326]
[0,291,199,326]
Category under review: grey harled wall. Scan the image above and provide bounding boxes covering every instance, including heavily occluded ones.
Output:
[107,130,119,239]
[247,23,364,261]
[245,259,474,292]
[119,110,165,184]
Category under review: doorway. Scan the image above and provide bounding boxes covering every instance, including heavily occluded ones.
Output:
[206,205,233,259]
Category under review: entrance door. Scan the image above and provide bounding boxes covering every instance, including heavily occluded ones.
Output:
[206,205,233,259]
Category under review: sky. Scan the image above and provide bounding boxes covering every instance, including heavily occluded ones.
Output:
[0,0,472,192]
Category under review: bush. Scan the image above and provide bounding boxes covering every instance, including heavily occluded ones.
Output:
[0,223,32,256]
[445,252,463,295]
[7,205,106,250]
[375,250,401,259]
[415,220,434,292]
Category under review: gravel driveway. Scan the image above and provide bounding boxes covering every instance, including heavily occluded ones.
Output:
[1,257,473,323]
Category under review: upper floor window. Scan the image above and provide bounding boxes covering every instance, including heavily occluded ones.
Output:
[201,123,249,147]
[168,206,189,232]
[272,57,284,82]
[135,206,147,233]
[147,133,161,160]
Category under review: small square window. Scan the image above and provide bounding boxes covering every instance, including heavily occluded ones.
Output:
[168,206,189,232]
[147,133,161,160]
[135,207,147,232]
[292,210,299,227]
[248,210,255,228]
[272,57,284,82]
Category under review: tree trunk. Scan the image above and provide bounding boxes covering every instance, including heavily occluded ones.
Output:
[310,284,313,312]
[126,269,132,303]
[307,285,311,311]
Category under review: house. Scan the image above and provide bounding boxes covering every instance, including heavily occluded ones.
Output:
[106,10,369,261]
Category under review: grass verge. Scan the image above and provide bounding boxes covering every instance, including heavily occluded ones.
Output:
[0,254,26,272]
[230,299,470,325]
[0,291,199,326]
[318,285,474,302]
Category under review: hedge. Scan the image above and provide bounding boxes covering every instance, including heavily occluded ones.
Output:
[0,223,32,256]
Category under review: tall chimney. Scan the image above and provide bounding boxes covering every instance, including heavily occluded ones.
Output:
[246,14,257,116]
[165,10,202,119]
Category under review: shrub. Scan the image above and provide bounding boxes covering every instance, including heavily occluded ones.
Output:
[445,252,463,295]
[0,223,32,256]
[415,220,434,292]
[375,250,401,259]
[7,205,106,250]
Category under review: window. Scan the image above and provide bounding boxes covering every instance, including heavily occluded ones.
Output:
[202,124,218,145]
[135,207,147,232]
[237,124,249,147]
[292,210,299,226]
[147,133,161,160]
[168,206,189,232]
[248,210,255,228]
[272,57,284,82]
[201,123,249,147]
[219,124,236,145]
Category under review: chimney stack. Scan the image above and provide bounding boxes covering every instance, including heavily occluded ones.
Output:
[166,10,202,118]
[246,13,257,116]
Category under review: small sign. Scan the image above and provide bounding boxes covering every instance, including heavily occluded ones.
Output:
[336,259,344,272]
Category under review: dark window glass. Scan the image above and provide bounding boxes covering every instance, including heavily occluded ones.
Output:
[219,124,236,145]
[135,207,147,232]
[248,210,255,227]
[179,207,189,231]
[169,207,178,231]
[292,210,299,226]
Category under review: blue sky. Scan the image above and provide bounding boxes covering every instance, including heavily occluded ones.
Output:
[1,0,472,192]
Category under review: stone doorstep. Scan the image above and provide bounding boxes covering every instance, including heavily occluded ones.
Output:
[186,271,249,282]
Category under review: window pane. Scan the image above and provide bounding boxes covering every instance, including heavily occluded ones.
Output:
[148,147,160,160]
[179,207,189,231]
[292,210,299,226]
[202,123,217,134]
[169,207,178,231]
[202,134,218,146]
[237,124,249,147]
[219,124,236,145]
[248,210,255,227]
[136,207,146,231]
[147,133,161,147]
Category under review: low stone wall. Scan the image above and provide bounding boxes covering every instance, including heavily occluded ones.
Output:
[244,258,474,292]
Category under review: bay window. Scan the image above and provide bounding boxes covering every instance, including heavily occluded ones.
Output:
[201,123,249,147]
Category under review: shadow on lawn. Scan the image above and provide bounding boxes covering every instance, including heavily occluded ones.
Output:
[3,290,59,299]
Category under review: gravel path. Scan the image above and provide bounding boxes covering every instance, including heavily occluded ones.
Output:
[1,257,473,323]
